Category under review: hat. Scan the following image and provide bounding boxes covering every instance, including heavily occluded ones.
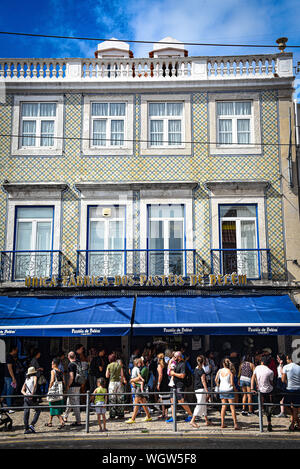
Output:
[26,367,37,376]
[263,348,272,354]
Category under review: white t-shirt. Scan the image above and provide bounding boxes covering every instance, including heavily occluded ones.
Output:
[131,366,140,380]
[282,363,300,390]
[253,365,274,393]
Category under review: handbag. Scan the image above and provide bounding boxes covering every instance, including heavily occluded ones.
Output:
[47,372,63,402]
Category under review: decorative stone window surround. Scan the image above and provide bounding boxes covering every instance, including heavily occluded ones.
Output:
[140,94,192,156]
[205,180,269,250]
[208,92,262,155]
[82,95,134,156]
[11,95,64,156]
[4,182,66,252]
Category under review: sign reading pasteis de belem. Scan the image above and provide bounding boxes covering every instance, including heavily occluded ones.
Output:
[25,273,247,288]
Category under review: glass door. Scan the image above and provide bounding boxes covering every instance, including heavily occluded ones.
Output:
[14,207,53,279]
[220,205,258,278]
[148,204,185,275]
[88,206,125,276]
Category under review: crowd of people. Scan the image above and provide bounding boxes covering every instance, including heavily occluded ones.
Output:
[1,341,300,433]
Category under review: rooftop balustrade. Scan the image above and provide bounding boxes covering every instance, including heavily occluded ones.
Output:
[0,53,293,83]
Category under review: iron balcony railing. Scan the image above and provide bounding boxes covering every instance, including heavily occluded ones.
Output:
[211,248,272,280]
[76,249,196,278]
[0,250,63,282]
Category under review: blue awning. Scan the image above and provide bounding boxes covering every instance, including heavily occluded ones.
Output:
[133,295,300,336]
[0,296,134,337]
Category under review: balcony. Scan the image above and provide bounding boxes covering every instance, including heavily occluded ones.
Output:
[0,53,293,83]
[0,250,63,282]
[76,249,196,278]
[211,248,272,280]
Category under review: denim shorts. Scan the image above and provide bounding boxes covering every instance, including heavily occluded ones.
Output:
[240,380,251,388]
[219,392,235,400]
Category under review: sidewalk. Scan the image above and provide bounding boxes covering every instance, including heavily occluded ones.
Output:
[0,400,296,439]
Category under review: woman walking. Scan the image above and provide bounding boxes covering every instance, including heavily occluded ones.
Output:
[106,353,127,419]
[190,355,212,428]
[46,358,65,429]
[156,353,170,419]
[215,358,240,430]
[21,367,41,434]
[238,355,255,415]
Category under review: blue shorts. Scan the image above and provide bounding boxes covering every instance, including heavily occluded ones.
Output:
[240,380,251,388]
[219,392,235,400]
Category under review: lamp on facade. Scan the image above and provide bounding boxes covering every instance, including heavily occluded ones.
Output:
[276,37,288,53]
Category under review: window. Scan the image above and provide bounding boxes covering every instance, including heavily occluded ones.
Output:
[148,102,183,147]
[20,103,57,148]
[14,207,54,279]
[219,204,259,278]
[217,101,252,145]
[88,205,125,276]
[147,204,185,275]
[91,102,126,147]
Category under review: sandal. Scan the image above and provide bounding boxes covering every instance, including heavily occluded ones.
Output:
[45,423,52,427]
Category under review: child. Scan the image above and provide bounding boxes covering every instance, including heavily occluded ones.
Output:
[167,353,177,388]
[130,358,144,393]
[92,378,108,432]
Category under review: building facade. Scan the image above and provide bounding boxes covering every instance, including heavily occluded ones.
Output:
[0,37,299,360]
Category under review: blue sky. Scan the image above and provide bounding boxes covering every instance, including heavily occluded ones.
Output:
[0,0,299,96]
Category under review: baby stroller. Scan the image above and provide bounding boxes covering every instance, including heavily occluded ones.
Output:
[0,399,13,432]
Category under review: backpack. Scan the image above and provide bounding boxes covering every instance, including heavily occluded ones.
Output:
[74,360,86,385]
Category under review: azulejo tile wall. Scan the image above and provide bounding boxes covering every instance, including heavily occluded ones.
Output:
[0,89,286,280]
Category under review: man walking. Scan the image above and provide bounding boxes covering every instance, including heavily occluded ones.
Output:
[1,345,18,413]
[167,351,193,423]
[63,351,82,426]
[251,355,274,432]
[282,353,300,431]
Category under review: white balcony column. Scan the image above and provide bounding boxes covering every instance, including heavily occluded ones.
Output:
[277,54,293,77]
[66,59,83,80]
[192,59,207,80]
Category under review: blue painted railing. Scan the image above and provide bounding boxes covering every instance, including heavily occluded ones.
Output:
[76,249,196,278]
[210,248,272,280]
[0,250,63,282]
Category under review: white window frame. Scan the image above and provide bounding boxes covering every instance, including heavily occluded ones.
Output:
[88,205,126,276]
[82,95,134,155]
[14,208,54,279]
[148,204,185,275]
[15,209,53,252]
[220,206,258,277]
[140,94,191,156]
[208,92,262,155]
[148,102,184,148]
[20,102,57,149]
[217,101,252,145]
[90,102,126,148]
[12,95,64,156]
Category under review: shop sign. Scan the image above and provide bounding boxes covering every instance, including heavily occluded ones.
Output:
[25,273,247,288]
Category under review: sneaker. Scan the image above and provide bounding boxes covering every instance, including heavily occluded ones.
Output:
[29,425,36,433]
[185,416,192,423]
[125,418,136,424]
[241,411,248,416]
[24,429,32,434]
[143,416,152,422]
[166,417,174,423]
[275,413,286,418]
[8,410,15,414]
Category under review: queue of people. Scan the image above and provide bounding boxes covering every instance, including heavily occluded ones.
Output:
[1,342,300,433]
